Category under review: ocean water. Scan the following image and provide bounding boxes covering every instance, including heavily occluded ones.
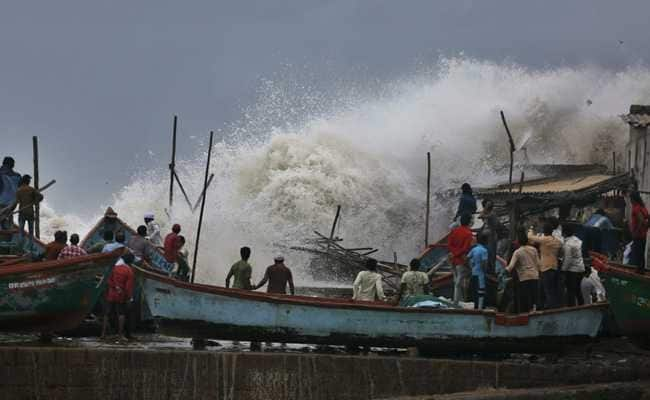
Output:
[39,57,650,285]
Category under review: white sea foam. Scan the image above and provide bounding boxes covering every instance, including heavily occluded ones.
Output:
[42,57,650,285]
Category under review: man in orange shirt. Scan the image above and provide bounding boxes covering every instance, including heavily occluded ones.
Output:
[447,214,474,303]
[44,231,67,260]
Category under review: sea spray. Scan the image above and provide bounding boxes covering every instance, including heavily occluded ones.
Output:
[43,57,650,285]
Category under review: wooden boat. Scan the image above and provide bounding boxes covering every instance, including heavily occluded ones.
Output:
[0,251,122,332]
[80,209,172,273]
[591,253,650,336]
[137,266,606,352]
[0,227,47,265]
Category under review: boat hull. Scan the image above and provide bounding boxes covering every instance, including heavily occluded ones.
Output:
[596,260,650,335]
[0,253,119,332]
[139,268,605,351]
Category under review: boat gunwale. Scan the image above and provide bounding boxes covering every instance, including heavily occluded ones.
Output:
[0,250,122,277]
[591,252,650,284]
[137,265,608,318]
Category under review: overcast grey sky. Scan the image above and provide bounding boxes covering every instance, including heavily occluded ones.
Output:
[2,0,649,215]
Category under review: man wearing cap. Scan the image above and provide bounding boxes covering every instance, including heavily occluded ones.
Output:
[254,256,295,295]
[0,157,21,229]
[144,213,162,246]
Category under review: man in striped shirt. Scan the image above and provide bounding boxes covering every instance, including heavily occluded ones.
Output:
[58,233,87,260]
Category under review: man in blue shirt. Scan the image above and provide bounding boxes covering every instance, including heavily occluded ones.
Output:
[454,183,477,222]
[585,209,613,229]
[467,232,489,309]
[0,157,21,229]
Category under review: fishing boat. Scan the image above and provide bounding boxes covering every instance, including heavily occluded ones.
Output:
[137,265,606,352]
[591,253,650,336]
[80,208,172,273]
[0,251,122,332]
[0,227,47,265]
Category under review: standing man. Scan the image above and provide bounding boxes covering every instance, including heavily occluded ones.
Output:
[506,231,541,312]
[44,231,68,260]
[352,258,386,302]
[14,175,43,250]
[163,224,182,266]
[127,225,150,263]
[399,258,430,297]
[561,225,586,306]
[254,256,295,295]
[629,191,648,273]
[447,213,474,303]
[528,222,563,309]
[0,157,21,229]
[226,246,253,290]
[454,183,477,222]
[144,213,162,247]
[103,231,126,253]
[479,200,501,274]
[468,233,489,309]
[58,233,87,260]
[101,252,135,341]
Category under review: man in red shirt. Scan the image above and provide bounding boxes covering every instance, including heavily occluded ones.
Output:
[101,252,135,340]
[447,213,474,303]
[629,191,649,272]
[163,224,182,264]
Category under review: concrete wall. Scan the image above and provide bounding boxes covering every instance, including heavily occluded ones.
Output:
[1,347,650,400]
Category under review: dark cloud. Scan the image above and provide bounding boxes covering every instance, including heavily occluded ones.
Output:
[1,0,648,214]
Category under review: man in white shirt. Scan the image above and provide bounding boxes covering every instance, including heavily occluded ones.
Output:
[144,213,162,247]
[353,258,386,302]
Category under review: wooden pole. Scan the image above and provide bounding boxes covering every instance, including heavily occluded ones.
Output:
[425,152,431,248]
[613,151,616,175]
[500,111,516,192]
[169,115,178,211]
[172,170,194,212]
[32,136,40,239]
[329,205,342,240]
[192,173,215,212]
[518,171,525,193]
[191,131,214,283]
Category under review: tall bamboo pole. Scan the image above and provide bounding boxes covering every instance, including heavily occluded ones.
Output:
[329,205,341,240]
[425,152,431,248]
[169,115,178,211]
[500,111,516,192]
[191,131,214,283]
[32,136,40,239]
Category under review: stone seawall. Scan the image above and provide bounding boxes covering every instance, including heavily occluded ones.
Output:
[1,347,649,400]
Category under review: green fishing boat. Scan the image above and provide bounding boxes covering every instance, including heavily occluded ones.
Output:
[592,254,650,336]
[0,251,121,333]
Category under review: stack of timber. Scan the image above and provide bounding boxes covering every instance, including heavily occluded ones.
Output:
[291,231,405,290]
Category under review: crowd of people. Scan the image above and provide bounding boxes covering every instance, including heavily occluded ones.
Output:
[444,183,633,312]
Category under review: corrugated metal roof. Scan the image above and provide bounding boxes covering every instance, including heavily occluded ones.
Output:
[621,113,650,128]
[481,173,624,196]
[513,174,613,194]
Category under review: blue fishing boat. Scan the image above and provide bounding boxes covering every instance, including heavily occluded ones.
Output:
[80,208,173,273]
[137,266,606,352]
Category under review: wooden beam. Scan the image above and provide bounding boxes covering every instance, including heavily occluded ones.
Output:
[192,173,215,212]
[169,115,178,211]
[500,111,516,192]
[32,136,40,238]
[425,152,431,247]
[191,131,214,283]
[172,170,194,212]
